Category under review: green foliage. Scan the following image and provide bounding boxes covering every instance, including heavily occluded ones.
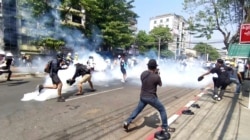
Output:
[161,50,175,58]
[19,0,137,52]
[82,0,138,50]
[193,42,220,61]
[39,37,65,51]
[183,0,246,50]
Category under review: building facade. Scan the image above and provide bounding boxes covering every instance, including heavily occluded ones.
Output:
[149,13,190,58]
[2,0,18,53]
[0,0,3,48]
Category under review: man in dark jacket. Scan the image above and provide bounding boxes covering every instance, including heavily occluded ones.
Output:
[67,62,95,95]
[123,59,175,139]
[38,52,68,102]
[198,59,233,101]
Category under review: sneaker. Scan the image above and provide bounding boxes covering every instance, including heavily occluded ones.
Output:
[217,97,221,101]
[155,129,171,140]
[90,89,96,92]
[38,85,43,93]
[57,96,65,102]
[213,94,218,100]
[123,121,129,131]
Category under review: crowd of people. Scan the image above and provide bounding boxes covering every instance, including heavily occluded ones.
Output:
[2,49,250,139]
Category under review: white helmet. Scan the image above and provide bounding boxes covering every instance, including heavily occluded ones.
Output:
[0,50,5,55]
[6,52,13,57]
[67,53,71,56]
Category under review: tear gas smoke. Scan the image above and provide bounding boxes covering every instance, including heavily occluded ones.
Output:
[21,54,212,102]
[19,0,212,102]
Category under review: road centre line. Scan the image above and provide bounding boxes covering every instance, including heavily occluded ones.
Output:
[65,87,124,102]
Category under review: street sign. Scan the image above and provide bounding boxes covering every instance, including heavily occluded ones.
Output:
[240,24,250,43]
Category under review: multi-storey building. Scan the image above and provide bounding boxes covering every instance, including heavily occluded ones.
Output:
[149,13,190,58]
[2,0,18,53]
[0,0,3,48]
[18,2,86,54]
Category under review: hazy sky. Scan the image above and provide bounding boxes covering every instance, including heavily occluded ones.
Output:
[132,0,227,49]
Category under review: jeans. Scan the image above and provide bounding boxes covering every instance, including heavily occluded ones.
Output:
[126,96,168,129]
[230,78,241,93]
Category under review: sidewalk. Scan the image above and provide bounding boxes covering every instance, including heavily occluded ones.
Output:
[147,85,250,140]
[0,67,45,80]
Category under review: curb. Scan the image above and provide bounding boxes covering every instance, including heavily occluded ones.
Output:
[0,73,46,80]
[145,87,210,140]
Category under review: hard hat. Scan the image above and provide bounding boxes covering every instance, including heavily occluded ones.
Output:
[68,53,71,56]
[57,52,64,58]
[0,50,5,55]
[118,55,121,58]
[6,52,13,57]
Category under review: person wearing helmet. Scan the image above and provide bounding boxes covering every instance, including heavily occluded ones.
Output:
[0,52,13,81]
[37,52,69,102]
[86,56,95,72]
[0,50,6,66]
[66,52,73,65]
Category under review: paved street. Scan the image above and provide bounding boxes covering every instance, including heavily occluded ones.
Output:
[0,76,202,140]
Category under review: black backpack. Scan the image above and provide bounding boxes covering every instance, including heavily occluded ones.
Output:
[44,60,52,73]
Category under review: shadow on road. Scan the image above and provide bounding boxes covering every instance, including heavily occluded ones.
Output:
[127,112,160,132]
[0,79,30,86]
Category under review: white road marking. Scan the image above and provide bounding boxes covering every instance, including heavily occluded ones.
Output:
[65,87,124,102]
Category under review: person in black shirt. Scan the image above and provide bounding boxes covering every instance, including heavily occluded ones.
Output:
[38,52,68,102]
[198,59,233,101]
[67,62,95,95]
[0,52,13,81]
[123,59,175,139]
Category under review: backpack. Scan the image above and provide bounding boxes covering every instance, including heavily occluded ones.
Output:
[44,60,52,73]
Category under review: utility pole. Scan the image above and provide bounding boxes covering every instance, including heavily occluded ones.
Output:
[157,37,161,61]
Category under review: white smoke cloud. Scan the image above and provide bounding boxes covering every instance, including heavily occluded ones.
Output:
[20,0,212,102]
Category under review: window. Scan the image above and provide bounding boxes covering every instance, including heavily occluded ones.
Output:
[72,15,82,24]
[166,18,169,22]
[160,19,163,23]
[154,20,157,24]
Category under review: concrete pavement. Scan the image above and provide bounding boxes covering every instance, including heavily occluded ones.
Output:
[145,84,250,140]
[1,68,250,140]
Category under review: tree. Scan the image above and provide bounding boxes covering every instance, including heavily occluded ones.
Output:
[183,0,250,50]
[19,0,138,52]
[149,26,173,57]
[134,30,154,52]
[82,0,138,51]
[193,42,220,61]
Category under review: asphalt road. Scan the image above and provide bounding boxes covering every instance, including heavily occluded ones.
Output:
[0,77,203,140]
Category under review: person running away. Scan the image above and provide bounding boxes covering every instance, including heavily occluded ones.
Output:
[38,52,68,102]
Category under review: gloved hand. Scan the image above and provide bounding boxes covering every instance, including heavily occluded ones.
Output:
[198,76,204,82]
[66,79,75,85]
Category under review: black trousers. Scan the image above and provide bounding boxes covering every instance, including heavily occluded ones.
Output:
[0,70,12,80]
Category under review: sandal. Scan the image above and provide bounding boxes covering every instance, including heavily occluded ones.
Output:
[167,127,176,132]
[75,93,83,96]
